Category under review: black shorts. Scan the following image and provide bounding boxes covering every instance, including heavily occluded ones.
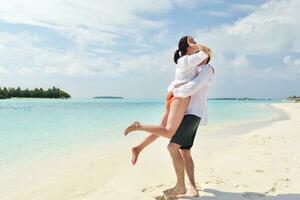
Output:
[170,114,201,150]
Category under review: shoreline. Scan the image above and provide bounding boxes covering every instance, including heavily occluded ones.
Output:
[1,103,299,200]
[204,103,290,137]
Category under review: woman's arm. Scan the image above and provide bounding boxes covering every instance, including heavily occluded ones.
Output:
[184,50,209,67]
[197,44,211,55]
[184,44,212,69]
[196,45,212,66]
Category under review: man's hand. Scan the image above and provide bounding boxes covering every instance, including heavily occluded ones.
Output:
[197,57,209,66]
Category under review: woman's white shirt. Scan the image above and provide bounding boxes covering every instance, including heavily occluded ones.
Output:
[167,51,208,92]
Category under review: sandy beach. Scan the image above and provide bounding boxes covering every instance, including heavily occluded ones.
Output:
[1,103,300,200]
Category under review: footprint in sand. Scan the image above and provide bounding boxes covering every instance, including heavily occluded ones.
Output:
[155,195,166,200]
[281,178,290,182]
[209,168,216,173]
[243,192,265,199]
[277,178,290,189]
[263,152,272,156]
[234,184,249,188]
[234,171,243,175]
[149,182,203,200]
[255,169,264,173]
[215,179,225,185]
[196,182,202,191]
[264,183,277,195]
[250,135,272,145]
[142,184,165,192]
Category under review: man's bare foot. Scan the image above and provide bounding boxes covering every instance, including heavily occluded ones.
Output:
[131,146,141,165]
[163,186,176,195]
[124,121,141,136]
[166,186,186,199]
[187,185,199,197]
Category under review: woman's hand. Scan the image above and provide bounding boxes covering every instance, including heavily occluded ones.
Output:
[197,44,211,55]
[166,91,174,100]
[197,44,212,64]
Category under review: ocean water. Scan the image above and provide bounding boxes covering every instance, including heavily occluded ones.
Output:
[0,98,282,170]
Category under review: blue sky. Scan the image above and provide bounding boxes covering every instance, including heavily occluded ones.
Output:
[0,0,299,99]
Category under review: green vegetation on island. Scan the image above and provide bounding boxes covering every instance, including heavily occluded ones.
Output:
[94,96,123,99]
[0,87,71,99]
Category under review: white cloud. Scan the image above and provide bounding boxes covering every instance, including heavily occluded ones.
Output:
[0,0,188,77]
[230,3,258,13]
[199,10,232,18]
[193,0,300,83]
[284,55,300,66]
[212,53,250,72]
[0,30,176,77]
[0,0,174,46]
[0,0,193,79]
[0,0,299,98]
[196,0,300,55]
[0,31,118,76]
[0,66,10,74]
[118,50,174,74]
[283,55,300,74]
[232,55,250,69]
[151,29,170,43]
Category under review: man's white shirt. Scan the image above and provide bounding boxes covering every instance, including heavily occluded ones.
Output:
[170,64,214,125]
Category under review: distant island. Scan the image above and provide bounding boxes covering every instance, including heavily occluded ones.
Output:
[287,96,300,103]
[0,86,71,99]
[94,96,123,99]
[208,98,272,101]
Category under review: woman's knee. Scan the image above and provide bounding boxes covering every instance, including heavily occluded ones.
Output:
[165,126,176,138]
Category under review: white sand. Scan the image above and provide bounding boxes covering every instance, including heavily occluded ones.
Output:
[1,103,300,200]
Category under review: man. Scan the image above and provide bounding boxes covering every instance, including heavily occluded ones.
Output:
[166,63,214,198]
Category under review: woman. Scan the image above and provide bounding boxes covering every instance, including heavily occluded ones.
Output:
[124,36,211,165]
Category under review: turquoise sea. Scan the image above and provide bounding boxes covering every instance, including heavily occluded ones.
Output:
[0,98,283,170]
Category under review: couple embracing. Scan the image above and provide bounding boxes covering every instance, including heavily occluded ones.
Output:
[124,35,214,199]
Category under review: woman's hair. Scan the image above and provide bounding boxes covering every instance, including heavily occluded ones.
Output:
[174,36,189,64]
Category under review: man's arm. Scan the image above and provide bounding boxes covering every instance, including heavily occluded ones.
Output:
[167,81,176,92]
[173,66,213,98]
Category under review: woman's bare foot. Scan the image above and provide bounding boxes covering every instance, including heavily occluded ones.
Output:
[124,121,141,136]
[187,185,199,197]
[166,186,186,199]
[131,146,141,165]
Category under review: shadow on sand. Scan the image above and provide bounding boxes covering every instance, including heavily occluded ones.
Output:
[155,188,300,200]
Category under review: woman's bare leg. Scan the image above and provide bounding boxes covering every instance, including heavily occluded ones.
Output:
[124,97,190,139]
[131,108,169,165]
